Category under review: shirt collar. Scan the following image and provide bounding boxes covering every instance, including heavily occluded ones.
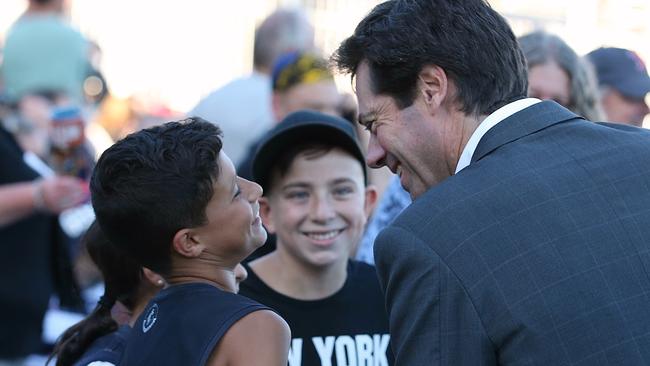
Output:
[455,98,541,174]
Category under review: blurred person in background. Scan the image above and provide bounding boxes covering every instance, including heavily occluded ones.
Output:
[2,93,59,159]
[189,8,315,166]
[1,0,89,105]
[49,221,165,366]
[237,51,341,181]
[519,30,605,122]
[0,103,87,365]
[587,47,650,127]
[51,222,248,366]
[270,51,341,121]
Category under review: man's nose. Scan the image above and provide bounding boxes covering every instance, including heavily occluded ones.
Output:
[366,134,387,169]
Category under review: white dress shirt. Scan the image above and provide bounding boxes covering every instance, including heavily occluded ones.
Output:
[455,98,541,174]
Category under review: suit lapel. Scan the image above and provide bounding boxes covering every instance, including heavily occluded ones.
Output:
[471,101,581,164]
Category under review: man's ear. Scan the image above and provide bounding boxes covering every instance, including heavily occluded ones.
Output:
[172,228,205,258]
[418,64,449,112]
[259,196,276,234]
[363,185,379,218]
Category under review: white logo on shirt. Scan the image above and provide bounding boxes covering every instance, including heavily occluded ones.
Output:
[288,334,390,366]
[142,303,159,333]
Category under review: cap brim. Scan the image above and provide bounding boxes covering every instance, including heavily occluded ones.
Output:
[614,75,650,99]
[252,124,366,191]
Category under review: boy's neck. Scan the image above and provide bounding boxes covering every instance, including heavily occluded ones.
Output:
[166,257,239,293]
[249,249,348,300]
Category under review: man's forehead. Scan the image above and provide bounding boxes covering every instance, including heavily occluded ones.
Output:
[354,61,372,90]
[354,62,375,119]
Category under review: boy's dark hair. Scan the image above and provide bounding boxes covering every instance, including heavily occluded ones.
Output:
[50,221,143,366]
[333,0,528,116]
[90,118,223,275]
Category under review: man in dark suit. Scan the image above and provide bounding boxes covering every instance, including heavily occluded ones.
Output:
[333,0,650,364]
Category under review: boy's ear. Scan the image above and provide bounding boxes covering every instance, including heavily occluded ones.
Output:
[142,267,165,288]
[259,197,276,234]
[172,228,205,258]
[363,185,379,218]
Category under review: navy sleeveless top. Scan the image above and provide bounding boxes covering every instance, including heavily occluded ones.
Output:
[73,325,130,366]
[120,282,270,366]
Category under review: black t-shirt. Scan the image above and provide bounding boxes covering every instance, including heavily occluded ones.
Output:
[121,283,270,366]
[0,126,55,357]
[240,260,393,366]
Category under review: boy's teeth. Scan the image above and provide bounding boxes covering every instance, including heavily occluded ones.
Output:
[396,165,402,177]
[307,230,340,240]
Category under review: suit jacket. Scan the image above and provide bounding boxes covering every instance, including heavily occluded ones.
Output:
[374,101,650,365]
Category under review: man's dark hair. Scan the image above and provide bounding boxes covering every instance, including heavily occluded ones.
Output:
[90,118,223,275]
[333,0,528,115]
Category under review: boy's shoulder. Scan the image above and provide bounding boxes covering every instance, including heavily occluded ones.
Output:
[122,283,270,366]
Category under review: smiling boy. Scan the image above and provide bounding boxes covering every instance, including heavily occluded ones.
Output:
[238,110,392,366]
[90,118,290,366]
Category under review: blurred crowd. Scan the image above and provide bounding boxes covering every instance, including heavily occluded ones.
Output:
[0,0,649,365]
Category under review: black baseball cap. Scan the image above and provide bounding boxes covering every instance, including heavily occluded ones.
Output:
[587,47,650,99]
[252,110,367,191]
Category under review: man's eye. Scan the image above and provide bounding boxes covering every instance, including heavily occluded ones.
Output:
[363,120,376,132]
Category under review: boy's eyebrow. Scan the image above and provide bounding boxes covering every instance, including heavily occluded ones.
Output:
[330,177,356,185]
[281,182,311,190]
[281,178,357,191]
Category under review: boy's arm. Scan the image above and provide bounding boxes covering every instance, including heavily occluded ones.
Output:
[207,309,290,366]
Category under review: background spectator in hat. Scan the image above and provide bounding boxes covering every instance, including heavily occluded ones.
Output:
[587,47,650,127]
[188,8,315,166]
[237,51,342,181]
[270,51,342,122]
